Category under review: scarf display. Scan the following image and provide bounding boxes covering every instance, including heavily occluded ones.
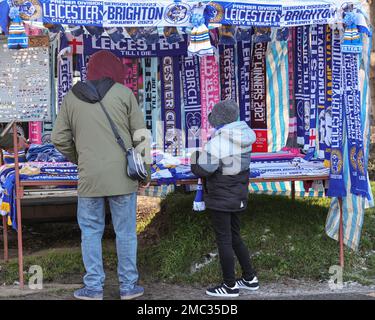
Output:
[324,25,333,166]
[302,25,311,152]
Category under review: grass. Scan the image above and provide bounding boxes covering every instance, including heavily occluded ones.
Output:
[1,186,375,286]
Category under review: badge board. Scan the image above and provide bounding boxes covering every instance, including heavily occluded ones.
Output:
[0,36,51,122]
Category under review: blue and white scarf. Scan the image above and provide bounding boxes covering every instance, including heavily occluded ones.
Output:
[327,28,346,198]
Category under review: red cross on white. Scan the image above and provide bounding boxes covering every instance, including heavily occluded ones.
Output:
[309,128,317,147]
[66,33,83,55]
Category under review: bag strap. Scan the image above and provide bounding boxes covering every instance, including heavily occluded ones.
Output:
[86,81,128,153]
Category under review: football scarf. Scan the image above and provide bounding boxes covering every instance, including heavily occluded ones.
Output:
[250,42,268,153]
[160,56,182,156]
[343,52,369,198]
[219,44,237,102]
[200,55,220,144]
[327,28,346,198]
[237,40,252,125]
[123,58,139,99]
[324,25,333,167]
[302,25,311,152]
[294,26,305,146]
[352,53,369,198]
[181,55,202,149]
[305,25,319,159]
[142,57,158,142]
[317,24,327,160]
[57,33,73,110]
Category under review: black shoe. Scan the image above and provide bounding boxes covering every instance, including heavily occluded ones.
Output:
[206,283,239,298]
[236,276,259,291]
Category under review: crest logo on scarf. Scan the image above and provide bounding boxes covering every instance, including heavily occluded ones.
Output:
[17,0,42,20]
[331,149,343,175]
[207,2,224,23]
[165,3,190,25]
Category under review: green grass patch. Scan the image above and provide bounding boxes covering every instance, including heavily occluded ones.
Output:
[1,186,374,286]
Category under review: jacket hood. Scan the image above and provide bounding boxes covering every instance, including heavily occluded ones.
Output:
[205,121,256,159]
[71,78,116,103]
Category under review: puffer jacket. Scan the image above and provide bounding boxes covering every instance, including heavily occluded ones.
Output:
[191,121,256,212]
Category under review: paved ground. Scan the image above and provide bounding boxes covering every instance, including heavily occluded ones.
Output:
[1,279,374,300]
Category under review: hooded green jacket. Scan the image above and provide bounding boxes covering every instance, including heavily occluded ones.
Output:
[52,78,150,197]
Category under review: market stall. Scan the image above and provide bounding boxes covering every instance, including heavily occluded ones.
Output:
[0,0,373,288]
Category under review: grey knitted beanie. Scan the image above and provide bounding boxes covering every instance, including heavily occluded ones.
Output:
[208,99,240,128]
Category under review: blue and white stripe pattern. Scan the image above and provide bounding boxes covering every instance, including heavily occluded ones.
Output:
[325,32,374,251]
[138,185,175,198]
[249,181,325,198]
[266,30,289,152]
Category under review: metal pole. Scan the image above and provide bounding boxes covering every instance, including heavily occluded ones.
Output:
[2,216,8,262]
[12,123,24,288]
[338,197,344,269]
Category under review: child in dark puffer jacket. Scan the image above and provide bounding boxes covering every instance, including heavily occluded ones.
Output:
[190,100,259,298]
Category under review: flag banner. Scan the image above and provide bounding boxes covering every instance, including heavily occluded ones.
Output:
[250,41,268,153]
[181,55,201,149]
[28,122,42,144]
[327,28,346,198]
[294,26,305,146]
[20,0,339,28]
[123,58,139,99]
[57,33,73,110]
[83,34,188,58]
[317,24,327,159]
[219,44,237,102]
[200,55,220,144]
[324,25,333,166]
[305,24,318,158]
[142,57,159,142]
[302,25,311,152]
[160,56,182,156]
[237,40,252,124]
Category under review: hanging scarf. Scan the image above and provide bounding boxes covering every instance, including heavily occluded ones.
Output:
[294,26,305,146]
[352,53,369,198]
[142,58,159,142]
[160,56,182,156]
[123,58,139,99]
[250,41,268,153]
[237,40,252,125]
[57,33,73,110]
[327,28,346,198]
[302,25,311,152]
[316,24,327,160]
[200,55,220,144]
[304,25,319,159]
[324,25,333,167]
[219,44,237,102]
[181,55,202,149]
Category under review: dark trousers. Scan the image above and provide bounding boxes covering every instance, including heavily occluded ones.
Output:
[210,210,256,287]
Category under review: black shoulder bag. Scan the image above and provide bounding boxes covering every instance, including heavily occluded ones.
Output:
[86,81,148,181]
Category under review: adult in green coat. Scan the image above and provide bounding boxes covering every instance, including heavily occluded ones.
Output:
[52,50,150,301]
